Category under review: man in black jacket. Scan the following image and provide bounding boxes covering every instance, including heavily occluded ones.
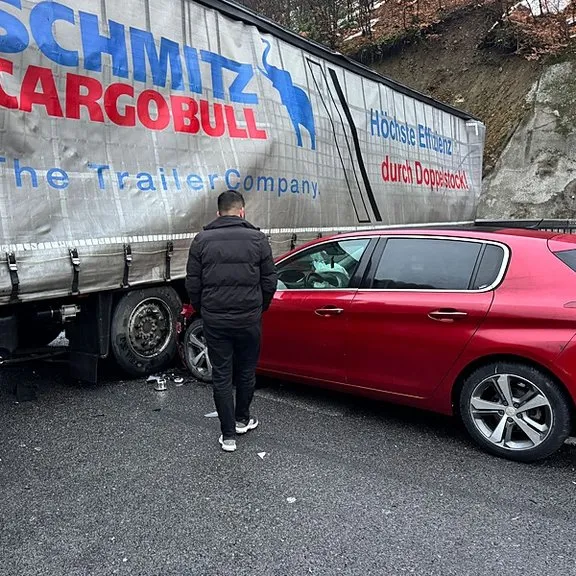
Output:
[186,190,278,452]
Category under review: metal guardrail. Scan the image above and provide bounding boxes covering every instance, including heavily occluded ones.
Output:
[474,219,576,234]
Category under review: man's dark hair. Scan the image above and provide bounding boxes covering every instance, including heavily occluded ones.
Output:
[218,190,245,214]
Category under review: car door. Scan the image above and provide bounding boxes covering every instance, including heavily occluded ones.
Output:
[260,237,374,383]
[346,236,505,398]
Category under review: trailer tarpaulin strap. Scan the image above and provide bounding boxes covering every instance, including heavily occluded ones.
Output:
[165,242,174,282]
[69,248,80,295]
[6,252,19,303]
[122,244,132,288]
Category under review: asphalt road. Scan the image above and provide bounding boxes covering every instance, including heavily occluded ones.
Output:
[1,362,576,576]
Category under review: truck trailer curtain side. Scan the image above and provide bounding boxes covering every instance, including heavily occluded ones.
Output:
[0,0,485,304]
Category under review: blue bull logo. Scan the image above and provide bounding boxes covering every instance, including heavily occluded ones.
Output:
[259,40,316,151]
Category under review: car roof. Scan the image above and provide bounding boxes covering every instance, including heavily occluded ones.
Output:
[329,226,561,242]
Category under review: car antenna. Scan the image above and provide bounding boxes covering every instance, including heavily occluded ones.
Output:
[528,218,544,230]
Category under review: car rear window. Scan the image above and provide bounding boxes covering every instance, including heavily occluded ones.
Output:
[373,238,482,290]
[470,244,506,290]
[554,249,576,272]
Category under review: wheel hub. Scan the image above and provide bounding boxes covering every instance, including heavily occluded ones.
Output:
[128,299,173,358]
[469,373,553,451]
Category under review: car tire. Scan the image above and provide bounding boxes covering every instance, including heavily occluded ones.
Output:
[110,287,181,376]
[459,361,572,462]
[183,318,212,383]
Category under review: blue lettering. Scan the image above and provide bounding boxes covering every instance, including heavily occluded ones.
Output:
[80,12,128,78]
[130,29,184,90]
[47,167,69,189]
[225,168,240,190]
[200,51,257,104]
[243,175,254,192]
[0,0,29,54]
[370,109,379,137]
[278,177,288,195]
[229,63,257,105]
[116,171,129,190]
[30,1,78,66]
[88,163,109,189]
[200,51,225,100]
[183,46,202,95]
[172,168,181,190]
[14,159,37,188]
[186,174,203,190]
[418,124,426,149]
[136,172,156,191]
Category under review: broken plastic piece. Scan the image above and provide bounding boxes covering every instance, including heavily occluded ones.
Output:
[174,377,184,384]
[286,497,296,504]
[204,411,218,418]
[154,378,167,392]
[258,452,266,460]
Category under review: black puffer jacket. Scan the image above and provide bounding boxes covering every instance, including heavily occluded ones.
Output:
[185,216,278,328]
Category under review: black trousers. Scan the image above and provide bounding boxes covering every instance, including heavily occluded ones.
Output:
[203,322,261,440]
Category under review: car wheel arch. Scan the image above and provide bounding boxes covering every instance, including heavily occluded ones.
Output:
[450,353,575,421]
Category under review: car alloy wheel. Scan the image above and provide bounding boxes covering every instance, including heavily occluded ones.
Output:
[469,373,552,450]
[460,362,572,462]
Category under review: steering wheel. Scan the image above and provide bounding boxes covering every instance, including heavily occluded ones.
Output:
[305,271,343,288]
[305,272,325,288]
[278,269,306,288]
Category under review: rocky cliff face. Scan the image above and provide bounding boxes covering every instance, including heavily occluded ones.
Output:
[479,60,576,219]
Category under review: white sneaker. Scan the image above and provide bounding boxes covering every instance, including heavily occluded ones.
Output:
[236,418,259,434]
[219,435,237,452]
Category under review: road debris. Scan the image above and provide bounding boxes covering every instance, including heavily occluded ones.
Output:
[286,497,296,504]
[147,375,167,391]
[258,452,266,460]
[204,411,218,418]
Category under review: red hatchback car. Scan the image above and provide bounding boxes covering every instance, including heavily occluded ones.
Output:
[184,227,576,462]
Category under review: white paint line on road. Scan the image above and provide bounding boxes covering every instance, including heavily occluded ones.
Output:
[254,389,344,417]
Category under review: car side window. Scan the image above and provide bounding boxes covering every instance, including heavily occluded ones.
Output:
[372,238,482,290]
[277,238,370,290]
[471,244,506,290]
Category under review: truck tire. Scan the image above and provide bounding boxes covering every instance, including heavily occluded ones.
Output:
[111,287,182,376]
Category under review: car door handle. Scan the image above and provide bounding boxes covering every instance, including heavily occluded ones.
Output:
[315,307,345,317]
[428,309,468,322]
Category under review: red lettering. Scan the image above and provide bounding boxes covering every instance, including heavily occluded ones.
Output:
[381,155,390,182]
[415,161,423,185]
[20,65,63,117]
[171,96,200,134]
[244,108,267,139]
[224,105,248,139]
[137,90,170,131]
[66,73,104,122]
[0,58,18,109]
[104,83,135,127]
[200,100,225,137]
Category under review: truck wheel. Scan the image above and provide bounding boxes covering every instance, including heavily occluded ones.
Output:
[183,318,213,382]
[111,287,181,376]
